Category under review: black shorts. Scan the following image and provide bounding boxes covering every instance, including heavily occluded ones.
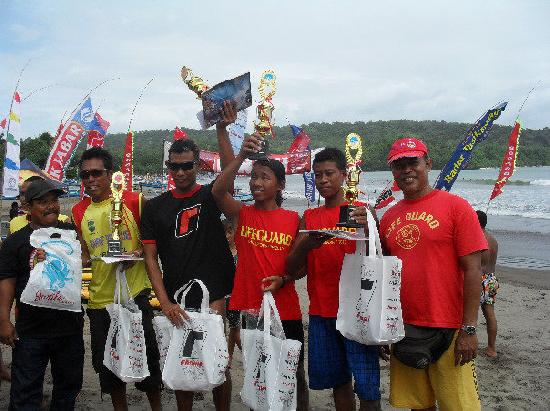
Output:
[87,292,162,394]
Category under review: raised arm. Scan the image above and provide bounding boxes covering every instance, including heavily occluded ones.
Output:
[212,134,262,219]
[216,100,238,170]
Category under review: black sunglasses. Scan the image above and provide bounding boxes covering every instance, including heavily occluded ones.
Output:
[79,169,108,180]
[166,161,196,171]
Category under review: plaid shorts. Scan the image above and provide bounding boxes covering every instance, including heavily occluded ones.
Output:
[308,315,381,401]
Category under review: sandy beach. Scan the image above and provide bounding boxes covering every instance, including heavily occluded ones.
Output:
[1,263,549,410]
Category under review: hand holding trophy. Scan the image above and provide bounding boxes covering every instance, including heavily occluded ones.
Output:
[249,70,276,160]
[337,133,364,228]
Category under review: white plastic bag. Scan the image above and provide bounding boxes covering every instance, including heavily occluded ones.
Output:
[103,266,150,382]
[336,211,405,345]
[162,279,229,391]
[241,292,302,411]
[153,315,173,371]
[20,227,82,312]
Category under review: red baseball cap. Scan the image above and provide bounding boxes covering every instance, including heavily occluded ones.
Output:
[387,137,429,164]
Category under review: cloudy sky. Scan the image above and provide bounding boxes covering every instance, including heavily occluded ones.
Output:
[1,0,549,138]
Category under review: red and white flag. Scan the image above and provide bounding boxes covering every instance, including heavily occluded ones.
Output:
[121,131,134,190]
[489,120,522,201]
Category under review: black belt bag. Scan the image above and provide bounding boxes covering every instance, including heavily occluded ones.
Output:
[393,324,456,369]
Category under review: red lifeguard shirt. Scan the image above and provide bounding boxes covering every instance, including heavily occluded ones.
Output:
[229,205,302,320]
[379,190,488,328]
[303,203,364,318]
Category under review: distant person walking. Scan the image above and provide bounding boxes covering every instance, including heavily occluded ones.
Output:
[476,210,500,358]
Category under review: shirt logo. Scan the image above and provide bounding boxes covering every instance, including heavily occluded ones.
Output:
[395,223,420,250]
[88,220,95,233]
[175,205,201,238]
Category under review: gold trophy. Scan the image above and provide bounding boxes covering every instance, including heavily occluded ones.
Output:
[337,133,364,228]
[250,70,276,160]
[107,171,126,256]
[180,66,209,98]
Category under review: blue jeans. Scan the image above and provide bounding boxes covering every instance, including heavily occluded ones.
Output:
[9,334,84,411]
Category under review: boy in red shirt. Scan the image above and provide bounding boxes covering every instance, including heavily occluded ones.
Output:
[282,148,382,411]
[380,138,487,410]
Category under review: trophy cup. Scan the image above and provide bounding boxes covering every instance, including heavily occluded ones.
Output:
[337,133,364,228]
[181,66,209,98]
[107,171,126,257]
[250,70,276,160]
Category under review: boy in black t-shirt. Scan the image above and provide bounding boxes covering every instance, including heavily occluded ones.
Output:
[142,101,236,410]
[0,179,84,410]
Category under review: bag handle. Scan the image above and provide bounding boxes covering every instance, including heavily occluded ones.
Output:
[366,209,383,258]
[113,265,131,305]
[262,291,284,339]
[173,279,210,312]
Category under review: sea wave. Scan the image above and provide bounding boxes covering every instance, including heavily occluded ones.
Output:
[531,179,550,186]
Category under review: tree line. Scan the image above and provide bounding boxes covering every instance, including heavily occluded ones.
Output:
[6,119,550,177]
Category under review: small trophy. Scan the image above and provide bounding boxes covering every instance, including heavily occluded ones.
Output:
[107,171,126,257]
[250,70,276,160]
[337,133,364,228]
[181,66,209,99]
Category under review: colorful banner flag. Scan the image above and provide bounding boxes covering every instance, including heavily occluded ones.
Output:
[434,102,507,191]
[288,125,311,153]
[489,120,522,201]
[303,171,316,203]
[121,131,134,189]
[2,91,22,198]
[86,112,110,149]
[375,181,396,210]
[44,97,95,181]
[166,127,188,191]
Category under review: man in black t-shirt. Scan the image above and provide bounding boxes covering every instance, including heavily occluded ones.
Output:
[0,178,84,410]
[142,102,236,410]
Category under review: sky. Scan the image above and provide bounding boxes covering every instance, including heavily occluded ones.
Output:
[1,0,549,138]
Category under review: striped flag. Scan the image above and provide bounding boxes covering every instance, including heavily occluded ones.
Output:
[489,120,522,201]
[2,91,22,198]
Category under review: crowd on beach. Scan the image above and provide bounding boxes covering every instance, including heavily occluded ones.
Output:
[0,101,501,411]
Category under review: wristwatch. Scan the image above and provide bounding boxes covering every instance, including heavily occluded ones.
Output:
[461,324,477,335]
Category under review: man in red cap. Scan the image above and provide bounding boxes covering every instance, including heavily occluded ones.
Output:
[380,138,487,410]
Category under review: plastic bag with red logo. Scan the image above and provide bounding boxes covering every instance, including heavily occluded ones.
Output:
[20,227,82,312]
[336,211,405,345]
[161,279,228,391]
[241,292,302,411]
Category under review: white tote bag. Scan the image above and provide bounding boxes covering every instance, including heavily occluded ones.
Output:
[20,227,82,312]
[241,292,302,411]
[162,279,229,391]
[336,211,405,345]
[152,315,173,371]
[103,266,150,382]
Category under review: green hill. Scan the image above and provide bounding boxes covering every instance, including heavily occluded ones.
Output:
[10,119,550,177]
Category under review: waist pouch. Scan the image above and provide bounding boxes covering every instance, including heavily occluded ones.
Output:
[393,324,455,369]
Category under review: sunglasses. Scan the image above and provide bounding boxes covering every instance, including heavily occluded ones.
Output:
[166,161,196,171]
[79,169,108,180]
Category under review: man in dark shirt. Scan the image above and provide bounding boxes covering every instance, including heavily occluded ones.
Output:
[0,178,84,410]
[142,102,236,410]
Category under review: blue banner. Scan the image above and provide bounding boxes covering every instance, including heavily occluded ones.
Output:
[303,171,316,203]
[434,102,507,191]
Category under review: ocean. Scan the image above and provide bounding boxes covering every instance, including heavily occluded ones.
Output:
[232,166,550,271]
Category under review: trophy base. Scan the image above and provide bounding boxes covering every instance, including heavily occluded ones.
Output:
[336,204,364,228]
[107,240,124,257]
[248,138,270,160]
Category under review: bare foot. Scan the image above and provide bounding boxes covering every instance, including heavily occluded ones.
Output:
[484,347,497,358]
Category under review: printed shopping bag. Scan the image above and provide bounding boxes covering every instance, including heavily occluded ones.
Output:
[241,292,302,411]
[20,227,82,312]
[103,266,150,382]
[153,315,173,371]
[162,279,229,391]
[336,210,405,345]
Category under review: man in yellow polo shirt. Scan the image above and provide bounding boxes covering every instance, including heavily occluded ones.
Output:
[72,147,161,410]
[9,176,70,234]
